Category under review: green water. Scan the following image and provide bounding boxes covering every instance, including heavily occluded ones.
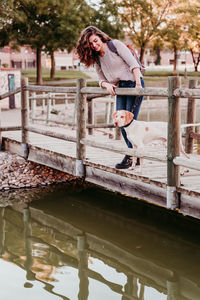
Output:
[0,183,200,300]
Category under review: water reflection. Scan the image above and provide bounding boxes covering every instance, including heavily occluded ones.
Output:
[1,185,200,300]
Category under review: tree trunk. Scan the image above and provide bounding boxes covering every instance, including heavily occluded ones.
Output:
[50,51,55,79]
[154,48,161,65]
[190,49,200,72]
[139,47,145,64]
[36,48,43,85]
[173,46,177,75]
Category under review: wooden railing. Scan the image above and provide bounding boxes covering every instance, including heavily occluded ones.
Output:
[1,76,200,209]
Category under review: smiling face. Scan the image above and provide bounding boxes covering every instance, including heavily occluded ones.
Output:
[89,34,106,54]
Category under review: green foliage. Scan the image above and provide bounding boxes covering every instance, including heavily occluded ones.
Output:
[2,63,9,67]
[88,0,124,39]
[112,0,173,62]
[9,0,88,51]
[0,0,94,83]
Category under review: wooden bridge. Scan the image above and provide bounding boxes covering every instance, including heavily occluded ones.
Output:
[1,77,200,219]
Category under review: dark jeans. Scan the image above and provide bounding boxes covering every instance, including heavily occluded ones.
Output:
[116,78,145,148]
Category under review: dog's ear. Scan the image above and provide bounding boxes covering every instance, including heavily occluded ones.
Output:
[113,111,117,120]
[125,111,134,124]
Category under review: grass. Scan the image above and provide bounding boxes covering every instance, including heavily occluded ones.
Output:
[144,70,200,77]
[21,68,199,87]
[21,68,90,83]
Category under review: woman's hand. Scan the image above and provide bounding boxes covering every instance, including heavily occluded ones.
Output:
[102,82,117,96]
[135,82,142,88]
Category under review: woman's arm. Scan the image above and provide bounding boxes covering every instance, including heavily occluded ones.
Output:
[95,63,117,96]
[132,67,142,88]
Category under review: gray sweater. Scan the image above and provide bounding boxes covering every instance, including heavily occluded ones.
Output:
[95,39,142,86]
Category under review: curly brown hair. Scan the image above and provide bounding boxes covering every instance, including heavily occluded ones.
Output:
[76,26,112,67]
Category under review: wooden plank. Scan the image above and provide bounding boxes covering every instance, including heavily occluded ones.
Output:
[28,146,76,175]
[1,126,21,131]
[167,76,181,188]
[25,125,76,143]
[173,156,200,171]
[81,87,168,97]
[76,78,86,161]
[85,166,167,206]
[81,138,167,162]
[25,85,77,94]
[21,77,29,158]
[180,176,200,186]
[0,87,21,100]
[185,80,197,153]
[174,88,200,98]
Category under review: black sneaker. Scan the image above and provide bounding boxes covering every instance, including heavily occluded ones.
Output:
[115,155,132,169]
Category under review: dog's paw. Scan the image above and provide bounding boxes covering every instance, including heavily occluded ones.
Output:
[180,168,189,176]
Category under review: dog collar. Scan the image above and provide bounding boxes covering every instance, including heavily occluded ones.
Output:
[123,118,134,128]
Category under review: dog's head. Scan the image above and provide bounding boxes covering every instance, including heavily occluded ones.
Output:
[113,110,134,127]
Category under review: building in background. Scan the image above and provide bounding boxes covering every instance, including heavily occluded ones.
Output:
[0,44,195,71]
[0,45,36,69]
[0,45,79,70]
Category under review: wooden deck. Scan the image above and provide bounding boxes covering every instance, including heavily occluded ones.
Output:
[2,124,200,219]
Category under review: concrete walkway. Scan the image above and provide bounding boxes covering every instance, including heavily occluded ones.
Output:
[1,108,21,127]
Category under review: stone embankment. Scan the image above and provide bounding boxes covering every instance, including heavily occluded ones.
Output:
[0,151,76,191]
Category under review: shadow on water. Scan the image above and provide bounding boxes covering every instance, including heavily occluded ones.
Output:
[1,183,200,299]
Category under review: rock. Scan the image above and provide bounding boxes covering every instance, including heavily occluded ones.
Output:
[0,151,76,191]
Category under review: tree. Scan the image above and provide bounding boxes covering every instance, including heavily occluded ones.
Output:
[161,0,200,73]
[162,19,183,74]
[0,0,93,84]
[115,0,173,63]
[0,0,14,46]
[44,0,93,79]
[150,37,164,65]
[89,0,124,39]
[177,0,200,71]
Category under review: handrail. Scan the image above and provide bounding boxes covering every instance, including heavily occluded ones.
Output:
[25,125,76,143]
[0,87,21,100]
[173,156,200,171]
[81,86,169,97]
[174,88,200,98]
[24,85,77,93]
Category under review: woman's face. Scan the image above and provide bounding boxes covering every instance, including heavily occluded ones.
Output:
[89,34,104,52]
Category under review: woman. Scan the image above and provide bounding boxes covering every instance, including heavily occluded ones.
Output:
[76,26,145,169]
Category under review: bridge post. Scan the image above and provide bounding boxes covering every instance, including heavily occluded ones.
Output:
[167,76,181,209]
[76,78,86,177]
[0,107,2,150]
[87,99,94,135]
[21,77,29,158]
[185,79,197,153]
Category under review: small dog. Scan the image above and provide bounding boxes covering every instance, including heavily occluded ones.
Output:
[113,110,189,172]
